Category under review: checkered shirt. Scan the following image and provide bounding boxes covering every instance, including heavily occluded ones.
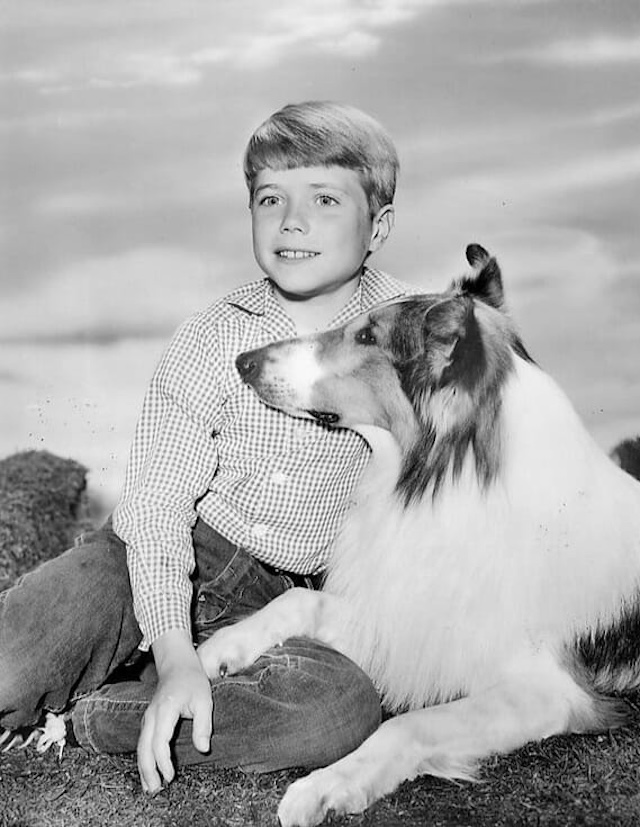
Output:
[113,266,415,648]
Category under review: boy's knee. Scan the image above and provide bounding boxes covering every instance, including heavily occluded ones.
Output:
[309,646,381,762]
[205,639,381,773]
[267,639,381,767]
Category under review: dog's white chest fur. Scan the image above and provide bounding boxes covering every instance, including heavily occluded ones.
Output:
[326,432,519,710]
[325,359,640,712]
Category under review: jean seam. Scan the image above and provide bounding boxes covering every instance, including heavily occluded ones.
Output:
[69,684,107,706]
[212,654,301,692]
[263,652,300,668]
[86,697,150,710]
[204,547,242,588]
[280,573,296,591]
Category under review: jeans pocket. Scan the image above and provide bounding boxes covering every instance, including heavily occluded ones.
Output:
[192,543,291,643]
[194,576,258,633]
[193,549,263,640]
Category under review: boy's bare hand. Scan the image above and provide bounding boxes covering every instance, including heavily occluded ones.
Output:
[137,629,212,794]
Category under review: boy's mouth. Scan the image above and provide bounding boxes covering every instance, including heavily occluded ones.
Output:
[276,250,320,260]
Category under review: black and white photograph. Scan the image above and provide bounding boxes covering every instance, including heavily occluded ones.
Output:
[1,2,639,825]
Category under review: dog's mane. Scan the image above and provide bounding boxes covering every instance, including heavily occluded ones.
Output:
[385,257,534,505]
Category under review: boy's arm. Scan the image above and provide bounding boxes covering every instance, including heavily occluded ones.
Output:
[113,314,227,786]
[114,314,225,649]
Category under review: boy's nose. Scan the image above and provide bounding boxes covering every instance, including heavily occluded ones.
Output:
[280,206,308,233]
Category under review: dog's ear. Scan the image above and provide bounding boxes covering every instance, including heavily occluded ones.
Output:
[418,297,486,394]
[466,243,489,268]
[458,244,504,310]
[438,299,487,392]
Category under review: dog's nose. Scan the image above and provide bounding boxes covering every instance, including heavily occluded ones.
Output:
[235,351,259,382]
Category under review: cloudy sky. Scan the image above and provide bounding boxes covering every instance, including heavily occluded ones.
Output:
[1,0,639,513]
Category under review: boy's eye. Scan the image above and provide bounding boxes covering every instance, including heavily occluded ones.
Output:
[355,326,377,346]
[258,194,281,207]
[316,194,338,206]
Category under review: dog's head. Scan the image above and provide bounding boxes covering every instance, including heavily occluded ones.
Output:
[237,245,531,498]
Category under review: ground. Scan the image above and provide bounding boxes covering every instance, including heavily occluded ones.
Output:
[3,723,640,826]
[3,448,640,825]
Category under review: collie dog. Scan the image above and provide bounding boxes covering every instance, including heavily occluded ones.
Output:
[198,245,640,827]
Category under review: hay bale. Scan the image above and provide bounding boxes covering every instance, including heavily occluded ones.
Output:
[611,436,640,481]
[0,450,92,590]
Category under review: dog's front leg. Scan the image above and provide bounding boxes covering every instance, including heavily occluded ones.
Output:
[197,587,348,679]
[277,652,603,827]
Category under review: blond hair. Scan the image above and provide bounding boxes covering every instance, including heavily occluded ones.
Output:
[243,101,399,215]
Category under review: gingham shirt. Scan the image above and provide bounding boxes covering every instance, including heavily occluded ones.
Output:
[113,266,414,648]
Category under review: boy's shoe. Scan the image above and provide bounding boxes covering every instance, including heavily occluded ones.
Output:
[0,712,69,760]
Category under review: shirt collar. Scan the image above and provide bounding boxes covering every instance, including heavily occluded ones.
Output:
[224,266,411,325]
[330,266,411,326]
[224,278,270,316]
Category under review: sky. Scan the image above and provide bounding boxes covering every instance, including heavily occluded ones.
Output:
[1,0,639,514]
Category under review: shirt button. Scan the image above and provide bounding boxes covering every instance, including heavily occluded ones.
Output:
[253,523,268,538]
[271,472,289,486]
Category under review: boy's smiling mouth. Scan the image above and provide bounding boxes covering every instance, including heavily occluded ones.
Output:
[276,250,320,260]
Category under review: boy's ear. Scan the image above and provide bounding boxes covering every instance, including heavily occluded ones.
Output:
[368,204,395,253]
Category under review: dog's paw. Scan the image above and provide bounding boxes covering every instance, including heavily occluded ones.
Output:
[277,768,370,827]
[197,621,276,680]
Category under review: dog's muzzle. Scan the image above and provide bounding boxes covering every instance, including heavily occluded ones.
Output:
[235,347,340,426]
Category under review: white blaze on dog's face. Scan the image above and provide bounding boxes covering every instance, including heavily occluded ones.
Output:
[243,338,325,413]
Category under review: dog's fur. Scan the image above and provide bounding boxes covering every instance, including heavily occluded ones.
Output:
[198,245,640,827]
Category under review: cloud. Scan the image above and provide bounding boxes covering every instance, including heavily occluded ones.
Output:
[36,191,123,218]
[400,99,640,163]
[492,33,640,66]
[394,221,619,306]
[194,0,429,67]
[0,369,23,385]
[467,145,640,199]
[3,0,432,93]
[0,246,221,341]
[393,143,640,271]
[489,227,618,301]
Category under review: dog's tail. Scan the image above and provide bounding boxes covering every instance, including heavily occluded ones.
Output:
[610,436,640,481]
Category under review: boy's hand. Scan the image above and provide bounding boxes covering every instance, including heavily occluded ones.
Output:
[137,629,212,794]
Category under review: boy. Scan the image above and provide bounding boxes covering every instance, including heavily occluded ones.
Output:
[0,101,415,793]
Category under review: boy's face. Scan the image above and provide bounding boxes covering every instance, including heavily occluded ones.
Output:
[251,166,392,301]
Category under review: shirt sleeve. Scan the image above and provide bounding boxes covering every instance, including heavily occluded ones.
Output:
[112,312,225,650]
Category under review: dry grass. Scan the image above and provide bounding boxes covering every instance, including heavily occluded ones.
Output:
[3,712,640,827]
[0,451,90,591]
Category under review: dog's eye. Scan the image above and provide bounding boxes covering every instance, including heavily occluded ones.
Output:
[355,327,377,346]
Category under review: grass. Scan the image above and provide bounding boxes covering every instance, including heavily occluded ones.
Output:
[3,711,640,827]
[4,450,640,825]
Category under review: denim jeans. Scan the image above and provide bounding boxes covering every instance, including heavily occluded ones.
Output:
[0,519,381,771]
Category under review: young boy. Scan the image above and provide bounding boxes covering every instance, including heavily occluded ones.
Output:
[0,101,415,793]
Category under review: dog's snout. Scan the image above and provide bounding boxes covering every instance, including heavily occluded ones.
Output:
[236,350,261,383]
